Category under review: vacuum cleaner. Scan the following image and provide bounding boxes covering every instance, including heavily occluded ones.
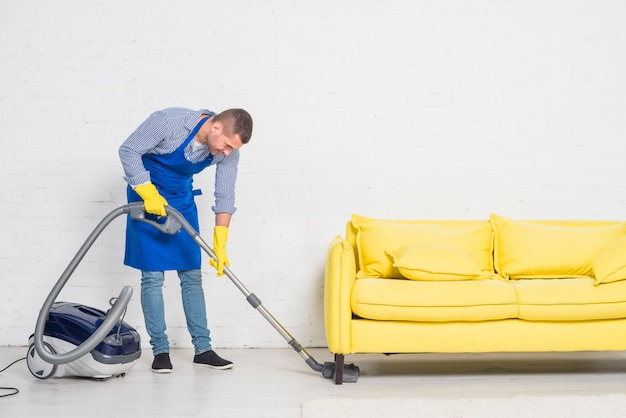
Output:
[28,206,142,380]
[29,203,359,383]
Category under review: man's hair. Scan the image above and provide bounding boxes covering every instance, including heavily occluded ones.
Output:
[214,108,253,144]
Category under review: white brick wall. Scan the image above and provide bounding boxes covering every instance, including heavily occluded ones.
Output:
[1,0,625,349]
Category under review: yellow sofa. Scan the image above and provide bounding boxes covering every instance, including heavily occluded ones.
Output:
[324,213,626,384]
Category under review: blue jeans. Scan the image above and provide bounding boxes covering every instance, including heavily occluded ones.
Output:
[140,270,212,356]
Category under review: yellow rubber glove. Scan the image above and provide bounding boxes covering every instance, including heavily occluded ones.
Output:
[134,182,168,216]
[209,226,230,276]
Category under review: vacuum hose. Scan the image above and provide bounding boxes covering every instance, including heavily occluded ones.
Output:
[33,205,135,365]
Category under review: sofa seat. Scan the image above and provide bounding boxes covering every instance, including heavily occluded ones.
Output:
[513,278,626,321]
[352,278,518,322]
[351,276,626,323]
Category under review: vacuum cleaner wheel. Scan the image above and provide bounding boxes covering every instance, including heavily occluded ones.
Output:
[27,342,57,379]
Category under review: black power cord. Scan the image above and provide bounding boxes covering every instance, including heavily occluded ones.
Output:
[0,357,26,398]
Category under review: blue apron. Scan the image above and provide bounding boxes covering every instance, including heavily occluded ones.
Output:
[124,116,214,271]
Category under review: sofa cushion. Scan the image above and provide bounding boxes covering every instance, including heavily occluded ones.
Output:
[513,278,626,321]
[387,242,489,281]
[351,278,518,322]
[593,235,626,285]
[351,215,494,279]
[490,214,626,279]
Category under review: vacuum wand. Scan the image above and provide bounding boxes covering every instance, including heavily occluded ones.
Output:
[163,205,324,370]
[129,202,359,382]
[195,235,324,372]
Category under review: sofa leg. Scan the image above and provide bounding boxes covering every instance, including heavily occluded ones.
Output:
[334,353,344,385]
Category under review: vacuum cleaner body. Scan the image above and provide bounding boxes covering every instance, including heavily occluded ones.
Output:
[28,302,141,379]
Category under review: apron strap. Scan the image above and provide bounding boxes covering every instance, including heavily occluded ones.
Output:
[184,115,211,148]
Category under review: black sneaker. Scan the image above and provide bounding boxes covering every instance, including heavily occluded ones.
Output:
[193,350,234,370]
[151,353,173,374]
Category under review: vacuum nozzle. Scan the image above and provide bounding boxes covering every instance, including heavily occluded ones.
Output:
[321,361,360,383]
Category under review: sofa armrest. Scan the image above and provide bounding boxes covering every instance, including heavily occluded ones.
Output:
[324,235,356,354]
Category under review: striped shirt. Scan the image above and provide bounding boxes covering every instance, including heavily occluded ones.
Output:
[119,107,239,214]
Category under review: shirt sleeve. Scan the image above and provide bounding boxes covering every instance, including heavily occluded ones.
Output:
[119,111,168,186]
[212,150,239,215]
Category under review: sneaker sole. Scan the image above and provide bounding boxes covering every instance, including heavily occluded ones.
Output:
[151,368,173,374]
[193,362,234,370]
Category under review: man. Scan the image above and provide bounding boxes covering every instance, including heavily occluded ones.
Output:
[119,107,253,373]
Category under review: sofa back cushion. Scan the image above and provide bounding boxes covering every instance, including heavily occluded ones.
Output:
[592,235,626,285]
[387,242,493,281]
[490,214,626,279]
[351,214,494,279]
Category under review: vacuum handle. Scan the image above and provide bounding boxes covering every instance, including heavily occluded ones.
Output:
[129,204,183,235]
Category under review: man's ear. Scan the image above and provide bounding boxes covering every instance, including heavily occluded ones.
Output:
[211,121,223,134]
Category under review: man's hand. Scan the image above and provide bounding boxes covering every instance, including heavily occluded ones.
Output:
[134,182,168,216]
[210,226,230,276]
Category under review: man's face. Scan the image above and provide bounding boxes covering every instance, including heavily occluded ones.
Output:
[207,123,243,156]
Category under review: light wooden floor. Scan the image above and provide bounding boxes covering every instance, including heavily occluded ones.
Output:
[3,346,626,417]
